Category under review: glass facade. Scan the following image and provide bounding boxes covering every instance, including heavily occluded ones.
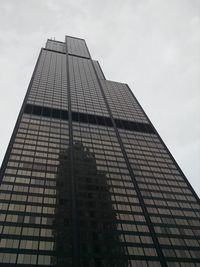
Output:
[0,35,199,267]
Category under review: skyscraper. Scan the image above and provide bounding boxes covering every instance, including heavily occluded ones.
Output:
[0,35,199,267]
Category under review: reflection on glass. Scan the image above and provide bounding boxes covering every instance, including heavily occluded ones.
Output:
[52,142,128,266]
[53,148,72,266]
[73,142,128,266]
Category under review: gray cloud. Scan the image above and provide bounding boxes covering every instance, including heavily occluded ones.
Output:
[0,0,199,196]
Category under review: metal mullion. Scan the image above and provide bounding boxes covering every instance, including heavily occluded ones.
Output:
[65,36,80,266]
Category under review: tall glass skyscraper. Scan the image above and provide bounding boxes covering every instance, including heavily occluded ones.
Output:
[0,36,199,267]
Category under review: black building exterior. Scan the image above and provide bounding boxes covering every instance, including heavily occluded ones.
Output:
[0,36,199,267]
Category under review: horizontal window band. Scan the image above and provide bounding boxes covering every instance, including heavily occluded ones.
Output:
[42,48,66,55]
[68,53,91,60]
[114,118,155,134]
[24,104,156,134]
[24,104,68,120]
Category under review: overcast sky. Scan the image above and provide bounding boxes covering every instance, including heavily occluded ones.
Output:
[0,0,199,197]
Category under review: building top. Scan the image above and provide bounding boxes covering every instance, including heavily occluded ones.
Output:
[45,36,91,59]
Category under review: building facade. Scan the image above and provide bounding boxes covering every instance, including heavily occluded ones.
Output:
[0,36,199,267]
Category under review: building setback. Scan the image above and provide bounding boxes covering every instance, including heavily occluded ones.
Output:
[0,36,199,267]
